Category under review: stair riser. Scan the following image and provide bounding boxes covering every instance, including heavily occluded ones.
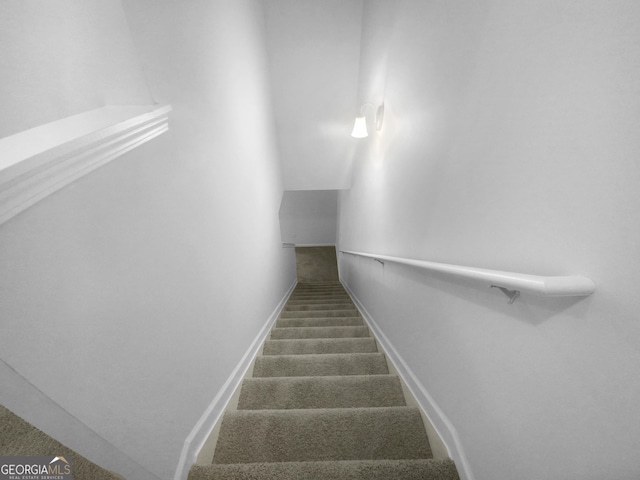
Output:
[263,338,377,355]
[253,353,388,377]
[288,297,351,303]
[292,289,348,293]
[293,292,347,296]
[276,317,364,328]
[292,291,347,295]
[288,298,351,304]
[290,292,350,297]
[270,326,370,339]
[280,310,359,319]
[286,298,353,305]
[294,285,345,292]
[213,407,431,464]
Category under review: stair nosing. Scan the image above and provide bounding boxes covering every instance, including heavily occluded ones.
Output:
[256,352,384,360]
[222,405,423,418]
[243,373,400,382]
[264,338,375,344]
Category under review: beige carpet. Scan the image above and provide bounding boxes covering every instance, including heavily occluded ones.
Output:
[0,404,124,480]
[190,281,460,479]
[294,246,339,283]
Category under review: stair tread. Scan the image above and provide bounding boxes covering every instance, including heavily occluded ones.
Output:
[253,353,388,377]
[238,375,406,410]
[280,310,359,318]
[190,459,459,480]
[213,407,431,464]
[263,338,376,355]
[276,317,363,328]
[270,326,370,339]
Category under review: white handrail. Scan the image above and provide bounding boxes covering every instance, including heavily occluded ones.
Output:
[340,250,596,298]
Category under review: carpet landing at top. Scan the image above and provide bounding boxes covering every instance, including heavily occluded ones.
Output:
[294,246,339,283]
[190,279,460,480]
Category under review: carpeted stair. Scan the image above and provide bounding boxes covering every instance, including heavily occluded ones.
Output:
[189,282,459,480]
[0,404,124,480]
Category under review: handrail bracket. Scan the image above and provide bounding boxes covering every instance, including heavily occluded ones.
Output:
[491,285,520,304]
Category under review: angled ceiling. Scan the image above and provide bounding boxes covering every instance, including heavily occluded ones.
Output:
[264,0,363,190]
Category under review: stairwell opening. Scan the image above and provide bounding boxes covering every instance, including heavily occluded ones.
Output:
[192,247,456,479]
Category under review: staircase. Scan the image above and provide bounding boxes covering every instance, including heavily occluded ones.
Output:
[189,281,459,480]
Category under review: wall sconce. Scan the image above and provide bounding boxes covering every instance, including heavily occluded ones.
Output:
[351,103,384,138]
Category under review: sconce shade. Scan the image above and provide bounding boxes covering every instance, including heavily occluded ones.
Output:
[351,116,368,138]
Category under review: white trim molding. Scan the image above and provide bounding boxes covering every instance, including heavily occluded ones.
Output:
[341,281,475,480]
[173,280,297,480]
[0,104,172,226]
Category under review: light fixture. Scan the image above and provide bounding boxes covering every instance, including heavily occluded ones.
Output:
[351,116,368,138]
[350,103,384,138]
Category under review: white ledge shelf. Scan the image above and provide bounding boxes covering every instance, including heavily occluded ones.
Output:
[340,250,596,298]
[0,104,172,226]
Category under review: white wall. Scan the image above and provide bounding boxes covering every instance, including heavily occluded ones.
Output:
[339,1,640,480]
[263,0,363,190]
[279,190,338,245]
[0,1,296,479]
[0,0,152,139]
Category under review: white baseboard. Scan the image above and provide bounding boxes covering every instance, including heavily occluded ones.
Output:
[341,281,475,480]
[173,279,297,480]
